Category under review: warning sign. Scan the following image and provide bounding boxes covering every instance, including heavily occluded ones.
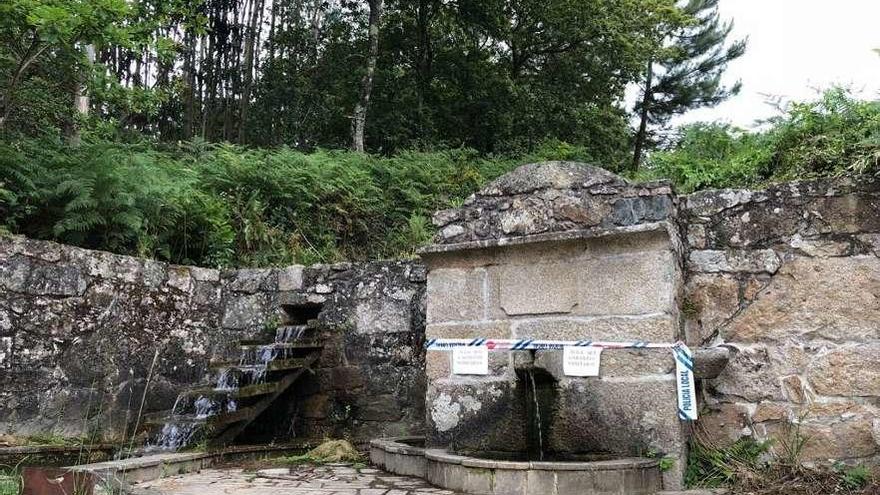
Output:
[563,346,602,377]
[452,347,489,375]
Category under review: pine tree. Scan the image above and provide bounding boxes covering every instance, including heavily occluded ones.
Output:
[632,0,746,170]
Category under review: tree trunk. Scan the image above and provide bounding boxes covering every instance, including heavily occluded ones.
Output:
[416,0,435,109]
[350,0,384,152]
[69,44,96,146]
[309,0,323,57]
[238,0,263,143]
[632,59,654,172]
[183,28,196,140]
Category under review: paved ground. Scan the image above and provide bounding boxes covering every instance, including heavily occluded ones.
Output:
[135,464,461,494]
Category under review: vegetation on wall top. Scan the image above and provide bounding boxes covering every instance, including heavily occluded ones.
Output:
[1,89,879,267]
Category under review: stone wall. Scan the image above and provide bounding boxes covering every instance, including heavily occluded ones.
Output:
[682,177,880,465]
[431,161,674,245]
[0,236,426,443]
[3,162,879,472]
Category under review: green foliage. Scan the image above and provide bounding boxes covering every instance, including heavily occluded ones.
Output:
[768,88,880,178]
[0,0,131,131]
[631,0,745,170]
[658,456,676,472]
[687,429,878,493]
[3,89,879,266]
[0,138,565,266]
[642,122,773,192]
[0,457,27,495]
[835,463,872,490]
[645,88,880,192]
[0,469,20,495]
[23,433,84,446]
[0,0,689,168]
[645,449,677,472]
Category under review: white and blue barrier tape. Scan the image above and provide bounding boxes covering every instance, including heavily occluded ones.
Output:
[426,338,674,351]
[674,343,698,421]
[425,338,699,421]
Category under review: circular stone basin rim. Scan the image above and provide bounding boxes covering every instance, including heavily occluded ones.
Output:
[371,437,663,495]
[424,448,658,472]
[369,437,426,456]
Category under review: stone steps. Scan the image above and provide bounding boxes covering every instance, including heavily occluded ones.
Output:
[145,407,256,428]
[145,301,327,449]
[209,353,319,447]
[208,356,315,371]
[235,339,324,350]
[184,381,280,399]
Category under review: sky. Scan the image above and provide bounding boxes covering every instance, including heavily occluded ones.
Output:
[669,0,880,129]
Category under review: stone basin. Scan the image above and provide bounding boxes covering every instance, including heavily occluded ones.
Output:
[370,437,662,495]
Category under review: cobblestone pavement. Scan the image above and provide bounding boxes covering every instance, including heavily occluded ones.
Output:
[134,464,462,494]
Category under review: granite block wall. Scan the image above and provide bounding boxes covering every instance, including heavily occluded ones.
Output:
[682,177,880,465]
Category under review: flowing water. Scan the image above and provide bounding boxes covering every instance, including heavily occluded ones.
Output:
[528,369,545,461]
[148,324,308,450]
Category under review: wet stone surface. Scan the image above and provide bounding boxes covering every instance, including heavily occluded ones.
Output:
[135,465,461,494]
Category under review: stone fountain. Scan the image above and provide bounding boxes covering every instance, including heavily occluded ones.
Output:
[372,162,730,494]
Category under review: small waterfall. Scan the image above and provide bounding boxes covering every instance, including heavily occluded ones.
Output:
[275,325,306,343]
[215,368,237,390]
[193,396,218,419]
[149,324,309,450]
[153,422,200,450]
[529,369,544,461]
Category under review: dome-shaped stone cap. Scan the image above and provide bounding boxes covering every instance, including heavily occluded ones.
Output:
[428,161,674,247]
[479,161,628,197]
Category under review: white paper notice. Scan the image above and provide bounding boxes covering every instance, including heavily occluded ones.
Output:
[452,347,489,375]
[563,346,602,377]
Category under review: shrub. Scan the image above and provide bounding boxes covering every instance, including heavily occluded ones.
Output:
[644,88,880,193]
[0,139,525,266]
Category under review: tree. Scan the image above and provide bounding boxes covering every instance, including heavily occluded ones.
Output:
[351,0,384,152]
[0,0,684,165]
[0,0,129,131]
[631,0,746,170]
[368,0,681,161]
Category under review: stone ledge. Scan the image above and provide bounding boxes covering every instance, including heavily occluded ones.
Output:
[419,222,674,256]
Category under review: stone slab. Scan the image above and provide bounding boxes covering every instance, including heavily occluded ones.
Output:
[498,263,577,316]
[427,268,488,323]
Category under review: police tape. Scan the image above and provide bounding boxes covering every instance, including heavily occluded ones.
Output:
[425,338,699,422]
[426,337,676,351]
[674,342,698,421]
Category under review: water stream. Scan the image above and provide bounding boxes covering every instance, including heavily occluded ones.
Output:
[148,324,308,450]
[528,369,544,461]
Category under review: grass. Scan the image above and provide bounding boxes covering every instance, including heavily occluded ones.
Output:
[0,458,26,495]
[685,431,879,494]
[0,473,19,495]
[686,437,770,488]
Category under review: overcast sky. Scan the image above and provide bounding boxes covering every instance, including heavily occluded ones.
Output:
[668,0,880,128]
